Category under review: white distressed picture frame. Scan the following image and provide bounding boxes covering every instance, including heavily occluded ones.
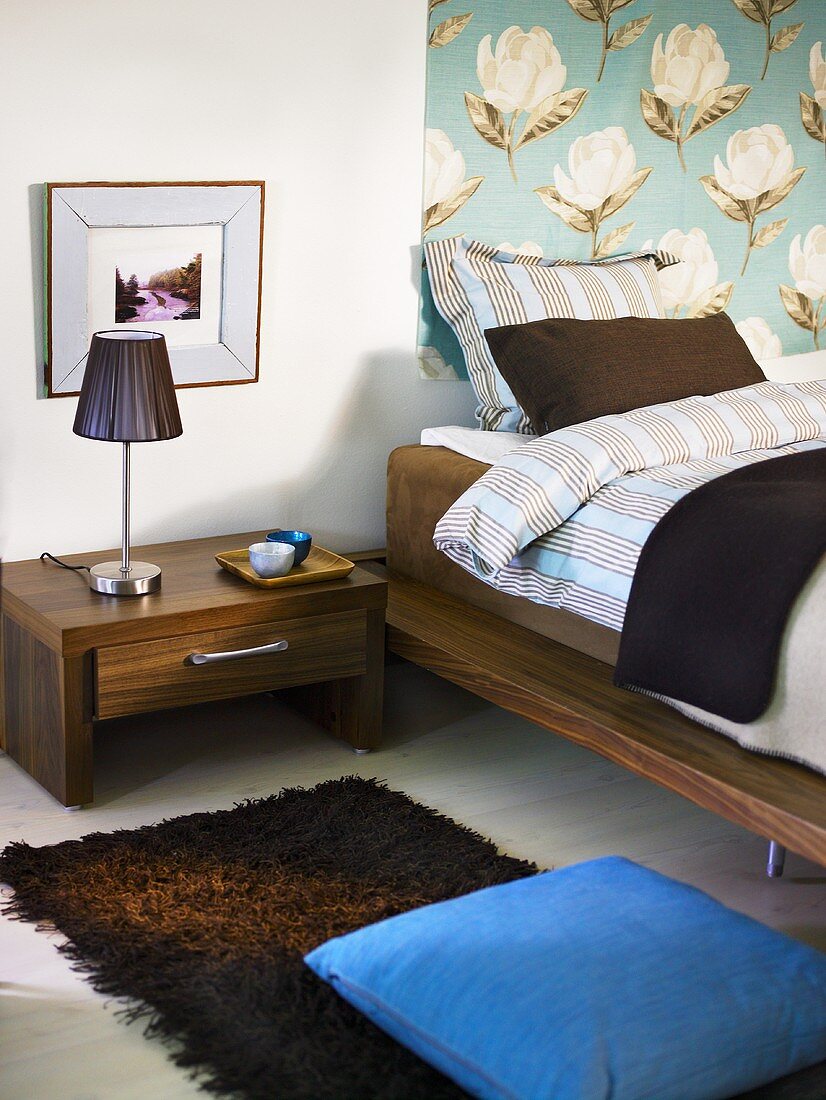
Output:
[45,181,264,396]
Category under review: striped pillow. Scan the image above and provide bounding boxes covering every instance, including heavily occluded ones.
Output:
[425,236,675,433]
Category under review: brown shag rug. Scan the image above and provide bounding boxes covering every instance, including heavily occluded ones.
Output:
[0,777,535,1099]
[2,776,824,1100]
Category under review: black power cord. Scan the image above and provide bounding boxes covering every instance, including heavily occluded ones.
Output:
[40,552,91,574]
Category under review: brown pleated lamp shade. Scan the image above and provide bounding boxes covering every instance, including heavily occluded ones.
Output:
[73,331,183,442]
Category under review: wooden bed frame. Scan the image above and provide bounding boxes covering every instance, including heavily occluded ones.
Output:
[378,567,826,868]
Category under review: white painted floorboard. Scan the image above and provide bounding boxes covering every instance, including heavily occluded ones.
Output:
[1,663,824,1099]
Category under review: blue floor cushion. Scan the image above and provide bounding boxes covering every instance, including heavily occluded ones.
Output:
[305,856,826,1100]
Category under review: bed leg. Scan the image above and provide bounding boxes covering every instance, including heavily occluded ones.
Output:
[766,841,786,878]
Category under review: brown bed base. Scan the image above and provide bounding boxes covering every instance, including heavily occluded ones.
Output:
[381,568,826,868]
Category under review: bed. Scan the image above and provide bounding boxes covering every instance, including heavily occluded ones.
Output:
[383,429,826,869]
[394,241,826,867]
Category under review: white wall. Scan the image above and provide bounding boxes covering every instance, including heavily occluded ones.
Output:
[0,0,475,561]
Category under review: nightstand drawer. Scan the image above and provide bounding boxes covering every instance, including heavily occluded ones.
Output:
[95,610,367,719]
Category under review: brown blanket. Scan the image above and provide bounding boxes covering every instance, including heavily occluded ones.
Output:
[615,448,826,723]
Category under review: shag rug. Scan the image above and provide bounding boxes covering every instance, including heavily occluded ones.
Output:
[0,777,535,1099]
[2,776,824,1100]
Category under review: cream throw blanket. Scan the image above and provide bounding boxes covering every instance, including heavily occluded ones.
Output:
[659,557,826,775]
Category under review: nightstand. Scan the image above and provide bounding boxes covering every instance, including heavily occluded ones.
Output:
[0,532,387,807]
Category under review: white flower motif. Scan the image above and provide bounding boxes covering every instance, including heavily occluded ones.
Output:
[789,225,826,301]
[496,241,544,257]
[477,26,567,114]
[418,346,459,380]
[712,124,795,200]
[735,317,783,360]
[553,127,637,211]
[423,129,467,211]
[651,24,730,108]
[811,42,826,111]
[654,228,719,312]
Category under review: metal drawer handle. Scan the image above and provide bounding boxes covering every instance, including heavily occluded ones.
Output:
[185,640,289,666]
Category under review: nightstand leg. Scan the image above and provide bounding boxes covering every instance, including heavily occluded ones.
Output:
[2,615,94,807]
[336,608,385,752]
[281,609,385,752]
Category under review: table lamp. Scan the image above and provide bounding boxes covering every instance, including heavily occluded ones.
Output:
[73,330,183,596]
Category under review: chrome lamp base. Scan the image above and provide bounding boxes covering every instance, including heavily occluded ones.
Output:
[89,561,161,596]
[86,441,163,597]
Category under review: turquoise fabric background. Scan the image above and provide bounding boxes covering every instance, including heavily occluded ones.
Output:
[419,0,825,379]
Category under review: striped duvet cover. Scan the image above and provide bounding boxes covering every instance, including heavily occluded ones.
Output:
[433,380,826,632]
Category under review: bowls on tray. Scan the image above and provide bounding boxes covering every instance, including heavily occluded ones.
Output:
[248,541,295,578]
[266,529,312,565]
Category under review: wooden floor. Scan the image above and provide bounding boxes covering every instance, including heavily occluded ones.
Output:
[1,662,825,1099]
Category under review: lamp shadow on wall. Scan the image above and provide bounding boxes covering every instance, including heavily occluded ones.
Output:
[136,349,471,555]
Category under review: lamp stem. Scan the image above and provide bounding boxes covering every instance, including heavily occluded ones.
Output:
[121,441,131,575]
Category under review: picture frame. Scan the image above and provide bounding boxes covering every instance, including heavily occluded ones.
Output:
[45,180,265,397]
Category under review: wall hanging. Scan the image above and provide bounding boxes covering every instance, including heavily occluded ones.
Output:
[419,1,825,378]
[45,180,264,397]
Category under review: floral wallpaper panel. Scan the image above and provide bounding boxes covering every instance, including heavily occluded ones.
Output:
[419,0,825,379]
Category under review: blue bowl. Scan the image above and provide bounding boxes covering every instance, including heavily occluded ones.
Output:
[266,529,312,565]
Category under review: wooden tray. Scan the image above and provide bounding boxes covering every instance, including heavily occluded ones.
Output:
[215,545,355,588]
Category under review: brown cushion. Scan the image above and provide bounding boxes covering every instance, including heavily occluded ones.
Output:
[483,313,766,435]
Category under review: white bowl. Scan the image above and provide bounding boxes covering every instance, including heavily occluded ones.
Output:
[248,541,295,578]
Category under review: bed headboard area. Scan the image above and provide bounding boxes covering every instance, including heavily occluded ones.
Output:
[418,0,825,379]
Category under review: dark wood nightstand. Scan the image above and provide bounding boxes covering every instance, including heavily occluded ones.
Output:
[0,532,386,807]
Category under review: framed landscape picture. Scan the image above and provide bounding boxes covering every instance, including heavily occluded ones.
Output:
[45,181,264,397]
